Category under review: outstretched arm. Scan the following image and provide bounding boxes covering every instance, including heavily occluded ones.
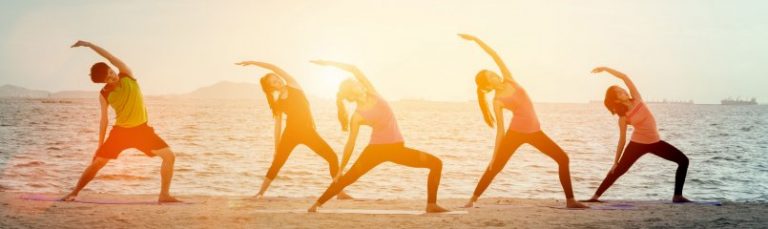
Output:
[236,61,301,89]
[592,66,642,102]
[337,114,362,179]
[459,34,513,82]
[71,40,133,77]
[310,60,378,95]
[612,117,629,173]
[488,100,505,171]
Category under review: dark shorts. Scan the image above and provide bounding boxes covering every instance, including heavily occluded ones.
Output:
[94,123,169,159]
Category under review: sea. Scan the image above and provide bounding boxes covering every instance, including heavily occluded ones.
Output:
[1,98,766,202]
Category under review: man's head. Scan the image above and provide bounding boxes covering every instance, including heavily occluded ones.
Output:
[90,62,119,84]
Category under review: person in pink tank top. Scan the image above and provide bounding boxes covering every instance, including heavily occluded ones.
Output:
[458,34,588,209]
[307,60,450,213]
[585,66,691,203]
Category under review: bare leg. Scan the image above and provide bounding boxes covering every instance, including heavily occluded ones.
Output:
[153,147,180,202]
[61,157,110,201]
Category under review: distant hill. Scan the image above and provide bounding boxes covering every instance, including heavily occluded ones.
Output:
[0,81,264,100]
[50,90,98,99]
[0,84,49,98]
[182,81,261,99]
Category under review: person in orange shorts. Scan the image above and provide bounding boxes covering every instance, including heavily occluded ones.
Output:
[61,40,180,203]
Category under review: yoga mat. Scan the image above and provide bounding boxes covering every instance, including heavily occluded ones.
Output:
[253,209,468,215]
[20,194,195,205]
[547,203,637,210]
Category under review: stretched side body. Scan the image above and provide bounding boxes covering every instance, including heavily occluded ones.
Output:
[306,60,449,213]
[586,66,691,203]
[62,41,179,203]
[236,61,350,200]
[458,34,588,209]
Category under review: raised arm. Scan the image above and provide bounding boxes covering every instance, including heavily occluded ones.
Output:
[72,40,133,77]
[592,66,642,102]
[236,61,301,89]
[310,60,378,95]
[459,34,513,82]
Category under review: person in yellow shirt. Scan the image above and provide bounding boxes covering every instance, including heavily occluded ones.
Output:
[61,40,180,203]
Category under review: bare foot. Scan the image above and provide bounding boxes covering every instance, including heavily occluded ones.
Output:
[247,193,264,200]
[336,191,354,200]
[60,193,77,202]
[566,199,590,208]
[158,195,182,203]
[307,204,319,213]
[581,198,603,203]
[463,201,475,208]
[673,195,692,203]
[426,203,450,213]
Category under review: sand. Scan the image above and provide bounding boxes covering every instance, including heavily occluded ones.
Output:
[1,192,765,228]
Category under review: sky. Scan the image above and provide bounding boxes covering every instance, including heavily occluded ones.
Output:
[1,0,767,103]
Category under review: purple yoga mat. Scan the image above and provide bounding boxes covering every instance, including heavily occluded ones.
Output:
[20,194,193,205]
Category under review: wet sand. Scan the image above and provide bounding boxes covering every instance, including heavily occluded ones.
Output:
[1,192,765,228]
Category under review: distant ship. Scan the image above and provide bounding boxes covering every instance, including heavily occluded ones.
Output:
[721,97,757,105]
[646,99,694,105]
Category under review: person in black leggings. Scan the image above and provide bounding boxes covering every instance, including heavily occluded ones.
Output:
[585,66,691,203]
[236,61,351,200]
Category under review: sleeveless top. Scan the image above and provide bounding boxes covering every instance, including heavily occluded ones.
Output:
[495,82,541,133]
[356,94,404,145]
[626,100,661,144]
[101,75,148,128]
[277,86,315,130]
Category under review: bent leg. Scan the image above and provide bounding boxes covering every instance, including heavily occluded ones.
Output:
[649,141,689,196]
[152,147,180,202]
[303,131,340,178]
[386,146,444,204]
[529,132,575,199]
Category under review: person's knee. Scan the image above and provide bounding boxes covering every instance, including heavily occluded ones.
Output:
[678,155,689,168]
[430,157,443,172]
[557,153,570,168]
[155,148,175,162]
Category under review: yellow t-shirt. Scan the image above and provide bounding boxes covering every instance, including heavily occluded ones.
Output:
[105,76,148,128]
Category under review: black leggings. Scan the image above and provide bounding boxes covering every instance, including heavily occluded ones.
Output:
[593,140,689,197]
[265,128,340,180]
[315,143,443,205]
[472,131,576,199]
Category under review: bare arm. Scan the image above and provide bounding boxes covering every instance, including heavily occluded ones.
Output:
[98,95,109,147]
[273,113,283,154]
[613,117,628,171]
[72,41,133,77]
[236,61,301,89]
[337,114,362,179]
[459,34,514,82]
[488,100,505,170]
[592,66,642,102]
[310,60,378,95]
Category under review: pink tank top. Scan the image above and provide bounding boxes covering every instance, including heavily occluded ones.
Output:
[356,94,404,145]
[496,82,541,133]
[626,100,661,144]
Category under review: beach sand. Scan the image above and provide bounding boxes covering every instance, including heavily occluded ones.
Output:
[1,192,765,228]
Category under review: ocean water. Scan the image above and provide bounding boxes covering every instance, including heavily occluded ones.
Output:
[1,98,766,202]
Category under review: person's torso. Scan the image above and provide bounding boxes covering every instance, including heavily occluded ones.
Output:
[277,87,315,130]
[495,82,541,133]
[102,76,148,128]
[356,94,404,145]
[626,100,661,144]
